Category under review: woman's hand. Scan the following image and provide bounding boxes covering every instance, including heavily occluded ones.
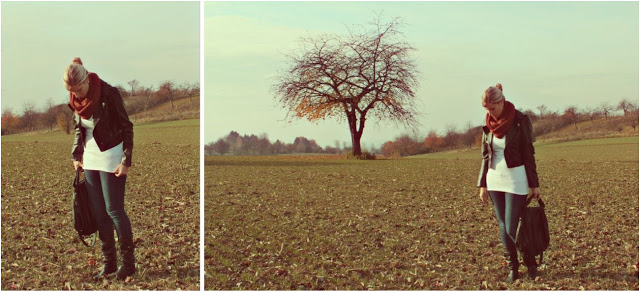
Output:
[114,164,130,177]
[479,187,489,204]
[529,187,541,200]
[73,161,83,171]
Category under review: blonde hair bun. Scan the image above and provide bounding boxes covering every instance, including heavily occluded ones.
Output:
[63,57,88,87]
[481,83,506,104]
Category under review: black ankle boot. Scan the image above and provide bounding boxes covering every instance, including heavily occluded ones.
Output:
[503,250,519,283]
[523,253,538,280]
[93,232,117,280]
[527,265,538,280]
[116,238,136,280]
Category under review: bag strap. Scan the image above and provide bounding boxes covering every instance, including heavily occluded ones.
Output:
[74,168,80,186]
[524,197,545,209]
[538,198,545,208]
[74,167,84,187]
[79,233,97,247]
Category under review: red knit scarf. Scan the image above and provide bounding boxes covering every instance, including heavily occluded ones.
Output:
[69,73,101,119]
[485,100,516,139]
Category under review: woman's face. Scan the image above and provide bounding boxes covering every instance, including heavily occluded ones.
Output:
[482,99,504,119]
[67,79,90,99]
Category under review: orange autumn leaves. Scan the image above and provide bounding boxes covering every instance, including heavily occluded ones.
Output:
[293,99,337,121]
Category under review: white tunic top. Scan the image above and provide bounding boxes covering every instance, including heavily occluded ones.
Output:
[80,117,123,173]
[486,135,529,195]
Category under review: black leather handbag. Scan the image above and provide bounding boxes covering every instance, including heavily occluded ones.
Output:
[73,168,97,247]
[516,197,550,265]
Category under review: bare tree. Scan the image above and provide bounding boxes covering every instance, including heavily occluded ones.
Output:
[600,102,613,119]
[42,98,59,131]
[442,123,459,149]
[21,101,37,132]
[160,81,176,107]
[536,105,547,119]
[618,98,634,116]
[563,106,579,129]
[182,81,199,103]
[463,121,481,149]
[189,83,200,101]
[585,107,601,123]
[628,108,639,130]
[137,86,155,112]
[274,16,419,156]
[127,79,140,97]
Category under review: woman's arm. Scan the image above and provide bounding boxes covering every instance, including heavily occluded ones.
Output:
[521,115,539,188]
[70,111,84,164]
[107,85,134,167]
[477,130,490,187]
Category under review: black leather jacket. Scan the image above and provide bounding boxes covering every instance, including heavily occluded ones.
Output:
[70,79,134,167]
[477,110,539,188]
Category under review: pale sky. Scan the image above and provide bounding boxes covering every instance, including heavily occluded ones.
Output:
[205,1,638,148]
[1,2,200,114]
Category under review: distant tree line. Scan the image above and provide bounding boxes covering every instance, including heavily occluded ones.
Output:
[381,99,639,157]
[205,131,352,156]
[207,99,638,157]
[1,80,199,135]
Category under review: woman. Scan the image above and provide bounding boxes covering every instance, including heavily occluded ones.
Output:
[66,58,136,280]
[477,83,541,282]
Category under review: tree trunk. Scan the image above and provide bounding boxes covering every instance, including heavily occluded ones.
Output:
[346,112,363,156]
[351,132,362,156]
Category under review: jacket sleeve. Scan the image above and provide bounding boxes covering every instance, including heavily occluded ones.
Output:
[70,111,84,162]
[108,86,134,167]
[521,115,539,188]
[477,131,489,187]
